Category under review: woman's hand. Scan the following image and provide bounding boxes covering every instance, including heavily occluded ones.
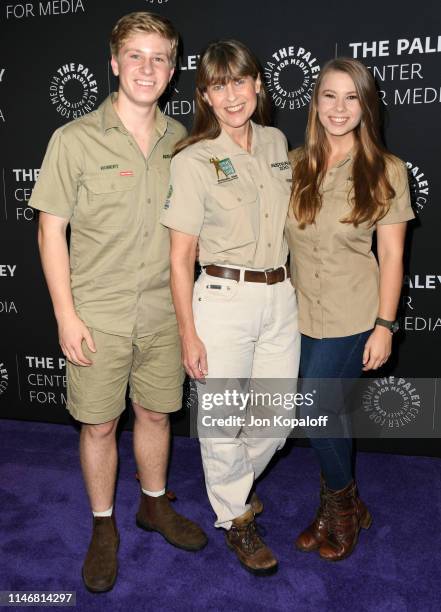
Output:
[362,326,392,371]
[181,331,208,380]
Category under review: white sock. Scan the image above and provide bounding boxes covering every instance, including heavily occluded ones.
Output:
[142,488,166,497]
[92,506,113,517]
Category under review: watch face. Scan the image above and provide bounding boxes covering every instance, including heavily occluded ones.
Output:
[391,321,400,333]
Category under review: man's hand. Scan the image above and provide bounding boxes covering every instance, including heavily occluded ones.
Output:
[58,314,96,366]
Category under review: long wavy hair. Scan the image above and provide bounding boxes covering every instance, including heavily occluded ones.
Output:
[291,57,396,227]
[175,39,271,154]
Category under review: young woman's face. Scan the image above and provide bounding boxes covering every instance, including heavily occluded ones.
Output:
[316,70,362,140]
[203,74,261,133]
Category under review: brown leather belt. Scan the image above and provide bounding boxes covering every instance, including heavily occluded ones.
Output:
[204,264,290,285]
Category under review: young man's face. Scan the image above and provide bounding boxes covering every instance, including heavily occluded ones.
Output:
[111,32,174,108]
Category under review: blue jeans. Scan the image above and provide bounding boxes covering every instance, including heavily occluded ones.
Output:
[299,330,371,490]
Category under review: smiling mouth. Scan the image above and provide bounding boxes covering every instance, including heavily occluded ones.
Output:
[225,103,245,113]
[329,116,349,124]
[135,79,155,87]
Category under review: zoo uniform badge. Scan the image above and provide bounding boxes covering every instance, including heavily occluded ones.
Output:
[209,157,238,183]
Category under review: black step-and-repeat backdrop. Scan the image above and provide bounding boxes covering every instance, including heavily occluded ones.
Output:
[1,0,440,456]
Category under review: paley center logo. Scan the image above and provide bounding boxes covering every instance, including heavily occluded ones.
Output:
[264,44,320,110]
[362,377,421,430]
[406,160,430,214]
[0,361,9,396]
[49,62,98,119]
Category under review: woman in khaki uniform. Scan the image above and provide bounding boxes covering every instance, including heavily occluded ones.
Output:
[286,58,414,561]
[161,40,300,575]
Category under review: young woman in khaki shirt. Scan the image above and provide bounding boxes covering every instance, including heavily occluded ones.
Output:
[285,58,414,561]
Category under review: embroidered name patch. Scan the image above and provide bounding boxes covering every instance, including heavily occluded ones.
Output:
[271,161,291,171]
[120,170,134,177]
[100,164,119,170]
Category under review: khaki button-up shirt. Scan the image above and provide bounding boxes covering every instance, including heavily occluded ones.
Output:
[160,123,291,269]
[30,93,186,337]
[285,149,415,338]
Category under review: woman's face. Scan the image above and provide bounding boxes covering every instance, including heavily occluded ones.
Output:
[203,74,261,133]
[316,70,362,140]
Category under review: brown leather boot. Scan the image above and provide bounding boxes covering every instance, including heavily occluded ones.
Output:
[250,491,264,515]
[318,481,372,561]
[226,509,278,576]
[136,492,208,551]
[295,475,330,552]
[82,514,119,593]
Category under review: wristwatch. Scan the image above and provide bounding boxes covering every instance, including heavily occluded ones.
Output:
[375,317,399,333]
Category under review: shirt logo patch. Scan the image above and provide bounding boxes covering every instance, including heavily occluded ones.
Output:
[120,170,134,177]
[209,157,238,183]
[163,185,173,210]
[100,164,119,170]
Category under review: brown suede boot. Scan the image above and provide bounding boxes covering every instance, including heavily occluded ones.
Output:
[136,492,208,551]
[318,481,372,561]
[250,491,264,516]
[82,514,119,593]
[226,509,278,576]
[295,475,330,552]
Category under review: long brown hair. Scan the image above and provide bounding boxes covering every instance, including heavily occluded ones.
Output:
[291,57,395,227]
[175,39,271,154]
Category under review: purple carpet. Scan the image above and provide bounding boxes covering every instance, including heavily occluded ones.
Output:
[0,419,439,611]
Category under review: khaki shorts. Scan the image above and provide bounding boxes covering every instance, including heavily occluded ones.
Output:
[67,325,184,424]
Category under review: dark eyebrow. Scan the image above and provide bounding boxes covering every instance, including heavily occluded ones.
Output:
[322,89,358,95]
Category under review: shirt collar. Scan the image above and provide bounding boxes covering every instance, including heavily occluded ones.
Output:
[206,121,264,157]
[335,147,355,168]
[101,92,170,137]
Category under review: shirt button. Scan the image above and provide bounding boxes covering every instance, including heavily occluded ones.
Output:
[237,197,242,202]
[260,184,264,189]
[147,198,151,204]
[267,243,271,248]
[140,263,145,269]
[317,299,321,305]
[144,231,149,238]
[313,246,318,252]
[315,272,319,278]
[265,213,269,218]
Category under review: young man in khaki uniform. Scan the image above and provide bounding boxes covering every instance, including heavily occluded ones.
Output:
[30,12,207,593]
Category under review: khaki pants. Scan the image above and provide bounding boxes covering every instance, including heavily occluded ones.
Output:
[193,270,300,528]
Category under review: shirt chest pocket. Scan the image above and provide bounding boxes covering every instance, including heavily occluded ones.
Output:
[205,182,259,253]
[270,168,292,197]
[83,176,137,227]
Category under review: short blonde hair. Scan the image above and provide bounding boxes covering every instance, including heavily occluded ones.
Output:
[110,11,179,66]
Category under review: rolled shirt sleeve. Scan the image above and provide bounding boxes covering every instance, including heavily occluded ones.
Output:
[377,157,415,225]
[160,152,205,237]
[29,127,81,220]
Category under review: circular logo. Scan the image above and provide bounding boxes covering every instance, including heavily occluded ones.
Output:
[0,361,9,396]
[49,62,98,120]
[264,45,320,111]
[406,160,429,214]
[362,377,420,429]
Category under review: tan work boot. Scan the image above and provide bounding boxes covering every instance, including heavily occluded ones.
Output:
[226,509,278,576]
[82,514,119,593]
[250,491,264,515]
[136,492,208,551]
